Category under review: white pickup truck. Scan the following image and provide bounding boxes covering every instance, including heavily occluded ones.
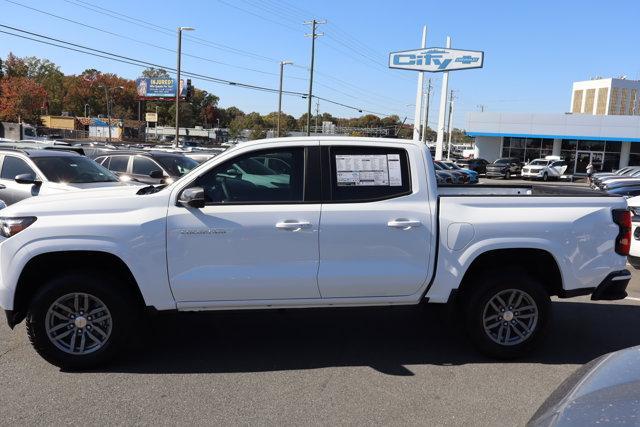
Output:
[0,137,632,369]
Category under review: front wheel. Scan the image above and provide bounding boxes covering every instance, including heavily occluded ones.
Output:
[504,171,511,180]
[26,272,134,369]
[462,274,551,359]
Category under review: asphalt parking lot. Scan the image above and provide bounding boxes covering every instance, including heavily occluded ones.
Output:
[1,269,640,426]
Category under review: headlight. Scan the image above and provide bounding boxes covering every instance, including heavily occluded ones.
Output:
[0,217,37,238]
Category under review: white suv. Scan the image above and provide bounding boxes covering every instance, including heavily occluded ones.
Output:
[521,158,568,181]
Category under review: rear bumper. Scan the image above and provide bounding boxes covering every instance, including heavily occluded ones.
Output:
[558,270,630,301]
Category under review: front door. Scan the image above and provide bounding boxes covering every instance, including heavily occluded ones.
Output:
[317,145,433,298]
[166,145,322,302]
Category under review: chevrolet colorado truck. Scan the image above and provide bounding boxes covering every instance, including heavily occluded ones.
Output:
[0,137,632,369]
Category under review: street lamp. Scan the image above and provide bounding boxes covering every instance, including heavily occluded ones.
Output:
[175,26,195,148]
[277,60,293,137]
[98,85,124,143]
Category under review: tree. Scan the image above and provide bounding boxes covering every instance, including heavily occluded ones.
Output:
[142,67,170,78]
[0,76,48,123]
[2,53,28,77]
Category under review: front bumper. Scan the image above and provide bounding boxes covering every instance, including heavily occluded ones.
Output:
[522,170,543,178]
[486,169,507,177]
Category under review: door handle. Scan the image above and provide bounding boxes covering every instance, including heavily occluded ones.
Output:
[276,220,311,231]
[387,219,422,230]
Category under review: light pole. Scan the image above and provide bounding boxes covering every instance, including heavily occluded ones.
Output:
[84,103,90,118]
[175,26,195,148]
[98,85,124,143]
[277,60,293,137]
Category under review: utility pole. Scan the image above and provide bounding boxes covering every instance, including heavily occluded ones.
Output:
[477,104,486,112]
[304,19,325,136]
[435,36,452,160]
[155,105,158,140]
[277,60,293,137]
[99,85,123,143]
[421,78,433,144]
[413,26,427,140]
[175,26,195,148]
[315,99,320,134]
[446,90,456,160]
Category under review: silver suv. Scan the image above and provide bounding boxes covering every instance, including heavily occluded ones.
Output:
[0,148,130,205]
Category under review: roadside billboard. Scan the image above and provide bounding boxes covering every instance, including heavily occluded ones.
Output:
[388,47,484,72]
[136,78,186,100]
[145,112,158,122]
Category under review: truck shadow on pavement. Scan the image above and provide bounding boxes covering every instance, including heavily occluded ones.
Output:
[102,300,640,376]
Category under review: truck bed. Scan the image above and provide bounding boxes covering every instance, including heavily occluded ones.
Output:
[437,184,614,197]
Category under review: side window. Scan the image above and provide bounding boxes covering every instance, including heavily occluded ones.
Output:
[193,148,304,204]
[108,155,129,173]
[329,146,411,202]
[94,156,106,165]
[132,157,162,176]
[1,156,34,180]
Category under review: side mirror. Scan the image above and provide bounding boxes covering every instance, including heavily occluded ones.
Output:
[149,170,164,179]
[15,174,41,186]
[178,186,205,208]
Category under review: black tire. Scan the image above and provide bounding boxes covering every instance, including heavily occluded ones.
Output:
[26,272,134,369]
[542,172,548,182]
[461,273,551,359]
[504,171,511,180]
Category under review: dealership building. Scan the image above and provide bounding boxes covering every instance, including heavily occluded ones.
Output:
[466,77,640,175]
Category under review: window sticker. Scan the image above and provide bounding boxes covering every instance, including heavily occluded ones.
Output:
[335,154,402,187]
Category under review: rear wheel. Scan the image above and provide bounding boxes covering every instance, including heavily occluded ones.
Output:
[26,272,134,369]
[461,273,550,359]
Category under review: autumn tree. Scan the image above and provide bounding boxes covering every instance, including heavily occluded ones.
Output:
[0,77,48,123]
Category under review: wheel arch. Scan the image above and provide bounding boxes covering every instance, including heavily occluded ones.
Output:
[454,248,563,302]
[10,250,145,328]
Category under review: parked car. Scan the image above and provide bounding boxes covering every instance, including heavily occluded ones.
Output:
[528,345,640,426]
[605,185,640,198]
[95,151,199,185]
[435,171,453,185]
[184,151,221,164]
[521,158,569,181]
[485,157,523,179]
[433,162,467,184]
[0,137,631,369]
[455,158,489,175]
[439,161,478,184]
[626,196,640,269]
[592,167,640,189]
[0,148,128,205]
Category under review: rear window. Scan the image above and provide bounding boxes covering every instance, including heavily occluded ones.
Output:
[329,146,411,202]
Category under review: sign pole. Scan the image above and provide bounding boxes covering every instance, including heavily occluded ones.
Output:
[435,36,451,160]
[412,26,427,141]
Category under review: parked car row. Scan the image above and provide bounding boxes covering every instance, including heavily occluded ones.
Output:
[434,160,478,184]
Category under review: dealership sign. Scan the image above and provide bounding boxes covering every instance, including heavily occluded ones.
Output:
[145,112,158,122]
[135,78,186,100]
[389,47,484,72]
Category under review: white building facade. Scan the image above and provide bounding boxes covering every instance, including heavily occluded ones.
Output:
[467,112,640,175]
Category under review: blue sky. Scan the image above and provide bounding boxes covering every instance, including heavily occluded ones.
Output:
[2,0,640,129]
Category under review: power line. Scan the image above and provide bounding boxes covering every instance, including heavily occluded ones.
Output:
[12,0,408,112]
[0,24,399,117]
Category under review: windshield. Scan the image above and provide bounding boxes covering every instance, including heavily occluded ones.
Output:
[445,162,461,169]
[156,156,198,177]
[494,158,510,164]
[33,156,119,183]
[529,160,549,166]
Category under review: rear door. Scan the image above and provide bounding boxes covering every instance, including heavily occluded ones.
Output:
[317,143,433,298]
